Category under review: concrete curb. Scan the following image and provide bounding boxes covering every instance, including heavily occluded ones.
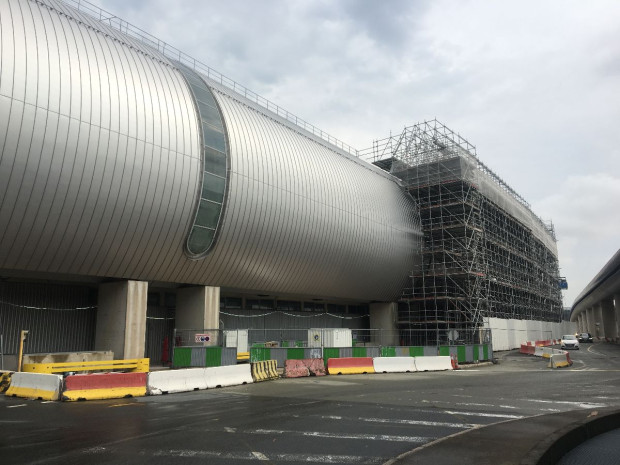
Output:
[522,407,620,465]
[385,407,620,465]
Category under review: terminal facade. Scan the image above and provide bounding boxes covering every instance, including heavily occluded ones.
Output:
[0,0,565,367]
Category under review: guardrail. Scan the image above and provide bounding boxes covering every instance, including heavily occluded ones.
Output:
[22,358,150,374]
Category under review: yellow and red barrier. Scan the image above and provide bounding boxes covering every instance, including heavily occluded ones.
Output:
[62,372,147,401]
[327,357,374,375]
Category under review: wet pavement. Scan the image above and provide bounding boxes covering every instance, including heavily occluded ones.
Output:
[1,342,619,464]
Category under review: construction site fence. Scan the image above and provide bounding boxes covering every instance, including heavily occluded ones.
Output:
[173,328,493,350]
[250,344,493,368]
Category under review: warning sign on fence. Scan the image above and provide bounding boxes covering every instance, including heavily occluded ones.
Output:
[195,334,211,343]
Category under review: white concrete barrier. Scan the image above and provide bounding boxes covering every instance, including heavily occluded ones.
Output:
[5,372,63,401]
[534,346,544,357]
[205,365,253,388]
[548,352,572,368]
[373,357,417,373]
[147,368,208,395]
[413,356,453,372]
[542,347,554,359]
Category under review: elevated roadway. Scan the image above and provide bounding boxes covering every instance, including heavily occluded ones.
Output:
[571,249,620,342]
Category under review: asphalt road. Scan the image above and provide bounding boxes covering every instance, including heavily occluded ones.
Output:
[1,342,619,464]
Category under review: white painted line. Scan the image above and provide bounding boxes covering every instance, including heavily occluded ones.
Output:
[7,404,27,408]
[252,429,431,443]
[151,449,385,463]
[252,451,269,460]
[455,402,495,407]
[444,410,524,419]
[224,427,236,433]
[361,417,480,429]
[524,399,606,409]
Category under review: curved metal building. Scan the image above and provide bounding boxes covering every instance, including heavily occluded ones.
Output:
[0,0,420,302]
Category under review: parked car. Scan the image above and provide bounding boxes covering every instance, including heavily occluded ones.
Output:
[578,332,593,343]
[561,334,580,350]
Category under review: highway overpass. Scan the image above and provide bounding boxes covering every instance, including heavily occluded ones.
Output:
[571,249,620,342]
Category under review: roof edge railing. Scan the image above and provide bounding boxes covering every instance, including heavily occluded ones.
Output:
[60,0,359,157]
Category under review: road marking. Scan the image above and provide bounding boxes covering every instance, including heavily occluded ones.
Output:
[7,404,27,408]
[525,399,606,409]
[150,449,385,463]
[587,345,606,356]
[362,417,480,429]
[444,410,524,419]
[225,427,236,433]
[252,429,431,443]
[252,451,269,460]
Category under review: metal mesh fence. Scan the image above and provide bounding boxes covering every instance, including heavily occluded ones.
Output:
[174,327,492,349]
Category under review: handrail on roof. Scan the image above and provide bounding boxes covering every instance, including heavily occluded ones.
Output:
[62,0,359,157]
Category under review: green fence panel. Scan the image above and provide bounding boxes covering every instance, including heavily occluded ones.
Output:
[205,347,223,367]
[295,341,304,347]
[483,344,489,360]
[352,347,367,357]
[281,341,290,348]
[173,347,192,368]
[409,346,424,357]
[381,347,397,357]
[473,345,480,362]
[287,348,305,360]
[323,348,340,365]
[457,345,466,363]
[438,346,451,357]
[250,347,271,363]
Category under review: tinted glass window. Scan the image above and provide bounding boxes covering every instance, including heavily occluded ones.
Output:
[195,199,222,228]
[187,226,215,255]
[202,172,226,203]
[202,123,226,152]
[204,146,227,177]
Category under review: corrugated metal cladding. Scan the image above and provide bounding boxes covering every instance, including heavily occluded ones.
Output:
[0,0,421,302]
[0,282,97,354]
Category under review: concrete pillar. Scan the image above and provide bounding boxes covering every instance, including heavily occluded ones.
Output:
[586,307,596,336]
[577,313,584,333]
[96,280,148,359]
[615,295,620,342]
[592,304,604,340]
[369,302,399,346]
[602,299,617,341]
[176,286,220,344]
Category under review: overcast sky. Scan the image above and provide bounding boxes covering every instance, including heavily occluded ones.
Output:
[94,0,620,307]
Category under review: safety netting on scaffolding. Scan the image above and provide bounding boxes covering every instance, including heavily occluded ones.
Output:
[360,119,563,347]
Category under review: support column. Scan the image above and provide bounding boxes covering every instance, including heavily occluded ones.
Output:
[586,307,596,337]
[615,295,620,342]
[593,303,604,340]
[602,299,617,341]
[176,286,220,344]
[96,280,148,359]
[369,302,399,346]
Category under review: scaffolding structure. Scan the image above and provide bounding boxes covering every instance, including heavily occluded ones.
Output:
[360,120,563,346]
